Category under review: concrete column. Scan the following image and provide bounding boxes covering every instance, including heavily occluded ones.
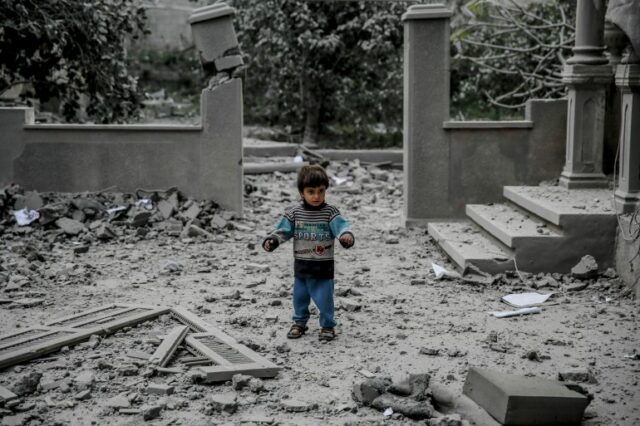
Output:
[559,0,612,189]
[614,64,640,213]
[568,0,607,66]
[402,4,452,225]
[0,107,32,186]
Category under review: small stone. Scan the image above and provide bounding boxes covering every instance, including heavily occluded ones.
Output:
[385,237,399,244]
[142,404,162,421]
[281,399,310,412]
[410,279,426,285]
[419,347,440,356]
[570,255,598,280]
[558,370,598,384]
[105,394,130,408]
[157,200,174,220]
[371,392,434,419]
[146,383,174,396]
[426,413,464,426]
[352,377,392,406]
[248,378,265,393]
[232,374,252,391]
[0,385,18,404]
[11,372,41,396]
[74,389,92,400]
[1,413,29,426]
[74,371,95,390]
[73,245,90,254]
[209,393,238,414]
[56,217,85,235]
[95,223,116,240]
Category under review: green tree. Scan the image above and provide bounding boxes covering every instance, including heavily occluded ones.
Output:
[231,0,415,146]
[0,0,148,123]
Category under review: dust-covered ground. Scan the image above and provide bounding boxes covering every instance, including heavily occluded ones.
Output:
[0,162,638,425]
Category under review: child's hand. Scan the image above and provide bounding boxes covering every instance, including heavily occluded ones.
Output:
[339,234,354,248]
[263,238,275,252]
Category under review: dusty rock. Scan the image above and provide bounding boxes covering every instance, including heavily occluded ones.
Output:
[571,255,598,280]
[371,392,435,419]
[558,370,598,384]
[105,394,130,408]
[232,374,252,391]
[56,217,85,235]
[209,393,238,414]
[426,414,465,426]
[281,399,311,412]
[11,372,41,396]
[73,389,92,400]
[74,371,95,390]
[352,377,392,406]
[146,383,174,395]
[142,404,163,421]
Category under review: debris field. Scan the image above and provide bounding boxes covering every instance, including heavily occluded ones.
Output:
[0,159,638,425]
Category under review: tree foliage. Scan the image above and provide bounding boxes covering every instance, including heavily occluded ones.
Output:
[451,0,575,117]
[231,0,415,146]
[0,0,147,123]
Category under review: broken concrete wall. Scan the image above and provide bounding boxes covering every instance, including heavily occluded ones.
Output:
[403,5,567,226]
[0,80,243,213]
[615,215,640,299]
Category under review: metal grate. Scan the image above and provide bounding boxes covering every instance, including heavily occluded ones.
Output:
[0,331,76,356]
[48,306,123,327]
[75,308,151,329]
[0,329,50,346]
[194,335,253,364]
[170,311,207,333]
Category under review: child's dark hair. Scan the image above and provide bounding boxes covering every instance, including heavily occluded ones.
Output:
[297,165,329,192]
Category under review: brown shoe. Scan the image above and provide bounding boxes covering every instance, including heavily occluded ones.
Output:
[287,324,308,339]
[318,327,335,342]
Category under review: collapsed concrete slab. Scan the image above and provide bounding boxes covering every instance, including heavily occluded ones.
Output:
[462,367,590,425]
[0,305,281,383]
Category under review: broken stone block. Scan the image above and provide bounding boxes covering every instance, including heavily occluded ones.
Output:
[231,373,252,390]
[426,414,464,426]
[210,214,228,229]
[73,245,90,254]
[570,255,598,280]
[181,203,201,222]
[156,199,174,220]
[105,394,131,409]
[558,370,598,384]
[340,299,362,312]
[214,55,244,73]
[184,224,213,239]
[142,404,162,421]
[352,377,392,406]
[24,191,44,210]
[281,399,311,412]
[462,367,590,425]
[130,211,152,227]
[74,371,95,390]
[146,383,174,396]
[209,393,238,414]
[1,413,30,426]
[73,389,92,401]
[371,393,435,420]
[56,217,85,235]
[11,372,41,396]
[248,378,265,393]
[0,385,18,405]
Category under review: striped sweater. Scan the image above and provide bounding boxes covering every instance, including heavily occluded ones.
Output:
[264,202,354,279]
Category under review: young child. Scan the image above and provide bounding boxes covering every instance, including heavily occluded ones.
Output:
[262,165,354,341]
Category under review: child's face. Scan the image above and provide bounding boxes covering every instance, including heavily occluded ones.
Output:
[300,185,326,207]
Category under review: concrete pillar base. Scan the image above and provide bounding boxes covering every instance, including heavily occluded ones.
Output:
[559,172,609,189]
[614,189,640,214]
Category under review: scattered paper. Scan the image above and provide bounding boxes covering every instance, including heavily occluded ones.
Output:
[135,199,153,210]
[293,155,304,163]
[431,263,461,280]
[107,206,127,215]
[383,407,393,417]
[490,307,542,318]
[13,208,40,226]
[502,292,553,308]
[331,176,348,185]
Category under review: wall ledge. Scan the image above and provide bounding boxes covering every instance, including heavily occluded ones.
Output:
[23,124,203,131]
[443,120,534,129]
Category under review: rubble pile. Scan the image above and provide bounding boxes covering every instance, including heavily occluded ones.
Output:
[0,185,238,244]
[0,159,637,425]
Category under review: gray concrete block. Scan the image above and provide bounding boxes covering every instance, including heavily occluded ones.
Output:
[463,367,589,425]
[146,383,174,396]
[0,385,17,405]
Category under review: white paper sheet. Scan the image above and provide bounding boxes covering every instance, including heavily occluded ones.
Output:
[502,292,553,308]
[13,208,40,226]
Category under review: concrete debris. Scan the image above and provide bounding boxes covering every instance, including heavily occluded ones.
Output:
[0,385,18,405]
[142,404,163,421]
[209,393,238,414]
[558,370,598,384]
[371,393,435,420]
[146,383,174,396]
[463,367,589,425]
[281,399,312,412]
[10,372,41,396]
[352,377,392,406]
[571,255,599,280]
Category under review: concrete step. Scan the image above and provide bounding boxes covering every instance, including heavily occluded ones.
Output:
[466,203,563,249]
[503,186,616,228]
[427,221,514,274]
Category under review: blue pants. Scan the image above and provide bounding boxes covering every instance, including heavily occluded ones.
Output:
[292,277,336,328]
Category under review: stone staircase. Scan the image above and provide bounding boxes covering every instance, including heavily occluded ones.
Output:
[428,186,619,274]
